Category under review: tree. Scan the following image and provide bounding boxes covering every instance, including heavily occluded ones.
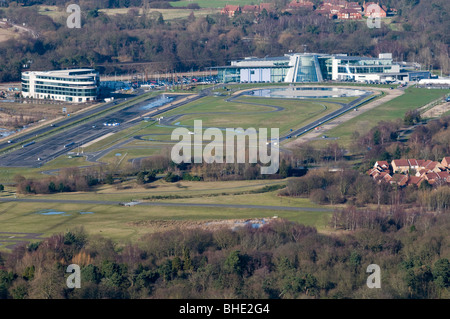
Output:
[404,110,421,126]
[433,258,450,289]
[224,250,246,276]
[105,174,114,185]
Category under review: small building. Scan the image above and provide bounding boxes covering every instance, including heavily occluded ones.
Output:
[221,5,241,17]
[408,176,423,187]
[337,8,362,20]
[259,3,274,12]
[242,4,259,13]
[288,0,314,9]
[374,160,389,170]
[364,2,387,18]
[441,157,450,168]
[391,174,409,186]
[391,159,410,173]
[324,0,347,7]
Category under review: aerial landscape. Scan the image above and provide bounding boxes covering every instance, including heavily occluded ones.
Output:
[0,0,449,309]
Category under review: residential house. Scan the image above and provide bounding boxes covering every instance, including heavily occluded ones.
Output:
[259,2,274,12]
[441,156,450,168]
[346,2,362,12]
[288,0,314,9]
[242,4,259,13]
[221,5,241,17]
[425,171,450,185]
[337,8,362,20]
[408,176,424,187]
[374,161,389,170]
[391,159,410,173]
[390,174,409,186]
[364,2,387,18]
[324,0,347,7]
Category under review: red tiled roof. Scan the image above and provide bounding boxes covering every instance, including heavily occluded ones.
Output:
[259,3,273,11]
[324,0,347,6]
[425,171,449,180]
[441,157,450,167]
[424,161,439,170]
[392,159,409,167]
[289,0,314,7]
[408,159,419,167]
[408,176,423,186]
[436,171,450,179]
[375,161,389,168]
[339,8,360,14]
[242,5,259,11]
[417,169,429,176]
[392,174,408,185]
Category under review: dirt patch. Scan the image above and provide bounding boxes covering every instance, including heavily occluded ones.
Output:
[127,217,277,232]
[422,102,450,118]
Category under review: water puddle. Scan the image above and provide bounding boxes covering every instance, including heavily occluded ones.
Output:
[141,95,173,110]
[35,209,94,216]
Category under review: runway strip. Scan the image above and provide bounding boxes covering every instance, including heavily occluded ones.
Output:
[0,197,332,212]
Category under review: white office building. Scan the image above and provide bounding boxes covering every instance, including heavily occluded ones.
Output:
[216,53,423,84]
[21,69,100,103]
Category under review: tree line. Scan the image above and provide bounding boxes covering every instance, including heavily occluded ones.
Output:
[0,211,449,299]
[0,0,449,82]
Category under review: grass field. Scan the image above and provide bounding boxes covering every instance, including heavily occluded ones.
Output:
[308,87,450,148]
[0,177,332,251]
[37,5,220,21]
[0,200,331,252]
[4,84,438,251]
[161,95,343,135]
[169,0,261,8]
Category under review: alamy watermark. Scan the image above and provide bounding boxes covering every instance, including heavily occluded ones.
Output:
[171,120,280,174]
[66,264,81,288]
[366,264,381,288]
[66,4,81,29]
[366,4,382,29]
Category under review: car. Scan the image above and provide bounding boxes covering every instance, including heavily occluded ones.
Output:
[7,140,13,143]
[50,124,56,127]
[103,119,120,127]
[92,125,96,128]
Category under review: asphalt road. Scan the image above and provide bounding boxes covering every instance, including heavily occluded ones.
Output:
[0,91,200,167]
[0,84,374,168]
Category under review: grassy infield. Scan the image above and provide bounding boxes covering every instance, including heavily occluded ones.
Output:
[0,83,449,250]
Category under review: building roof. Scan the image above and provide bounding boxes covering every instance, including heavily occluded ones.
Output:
[408,159,419,167]
[391,174,408,186]
[375,161,389,168]
[259,3,273,11]
[289,0,314,7]
[441,157,450,166]
[392,159,409,167]
[242,5,259,11]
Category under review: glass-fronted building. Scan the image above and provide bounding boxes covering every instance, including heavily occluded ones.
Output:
[21,69,100,103]
[331,54,400,81]
[215,53,408,84]
[216,56,291,83]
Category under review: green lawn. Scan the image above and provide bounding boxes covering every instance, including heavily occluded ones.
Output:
[161,95,342,135]
[169,0,260,8]
[309,87,450,148]
[0,189,331,252]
